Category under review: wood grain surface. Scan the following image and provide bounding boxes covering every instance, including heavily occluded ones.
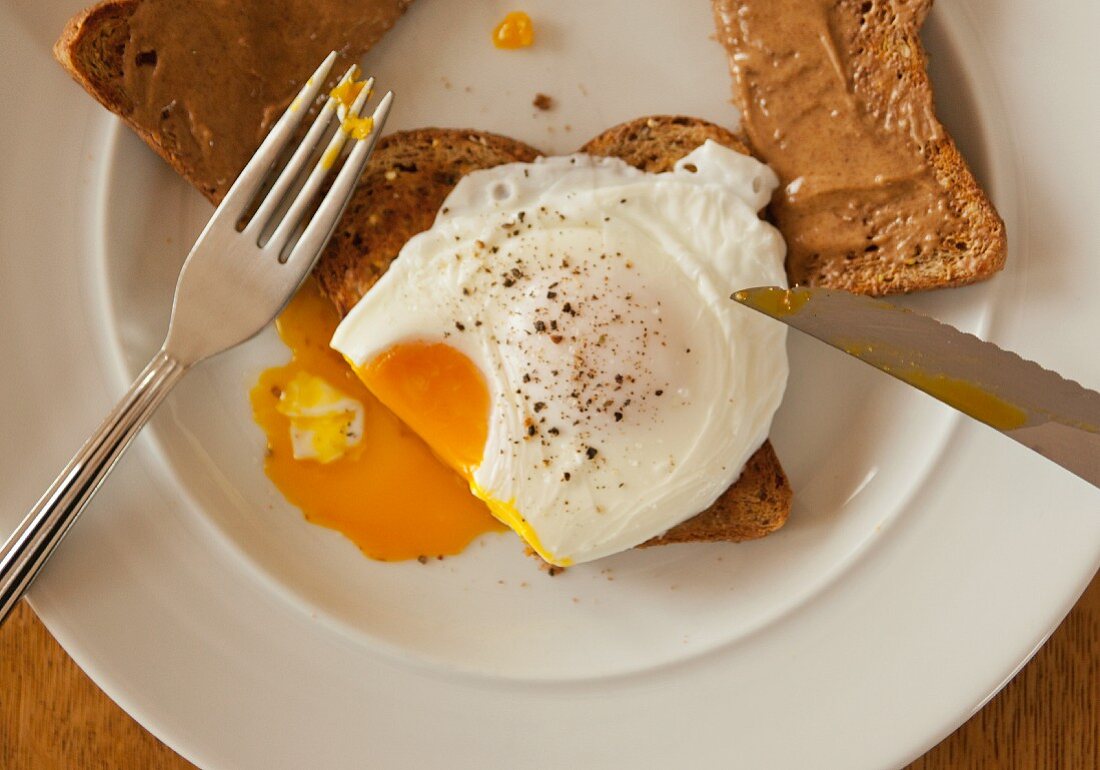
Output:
[1,572,1097,769]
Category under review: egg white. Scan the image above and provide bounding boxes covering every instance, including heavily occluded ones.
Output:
[332,141,788,564]
[276,372,364,463]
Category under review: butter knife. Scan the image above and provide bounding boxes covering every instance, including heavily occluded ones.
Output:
[733,286,1100,489]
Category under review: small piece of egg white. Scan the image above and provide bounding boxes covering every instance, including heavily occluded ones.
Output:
[276,373,365,463]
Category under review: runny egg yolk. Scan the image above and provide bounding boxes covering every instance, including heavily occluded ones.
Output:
[356,343,567,565]
[341,114,375,141]
[359,343,489,474]
[330,77,365,108]
[250,281,504,561]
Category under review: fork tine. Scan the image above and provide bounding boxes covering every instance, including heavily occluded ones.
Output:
[212,51,337,221]
[283,91,394,272]
[245,63,360,236]
[262,76,375,256]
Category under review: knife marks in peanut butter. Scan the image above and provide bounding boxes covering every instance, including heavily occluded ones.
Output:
[712,0,968,290]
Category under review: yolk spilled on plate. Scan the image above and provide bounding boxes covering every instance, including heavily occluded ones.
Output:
[250,281,504,561]
[492,11,534,49]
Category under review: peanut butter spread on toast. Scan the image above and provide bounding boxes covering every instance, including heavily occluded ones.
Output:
[121,0,409,199]
[713,0,993,290]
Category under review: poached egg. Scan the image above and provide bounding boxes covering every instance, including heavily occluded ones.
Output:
[332,140,788,565]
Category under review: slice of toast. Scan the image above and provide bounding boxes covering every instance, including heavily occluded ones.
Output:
[54,0,413,203]
[712,0,1007,295]
[312,117,792,546]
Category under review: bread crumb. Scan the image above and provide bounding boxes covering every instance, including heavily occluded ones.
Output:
[532,93,553,111]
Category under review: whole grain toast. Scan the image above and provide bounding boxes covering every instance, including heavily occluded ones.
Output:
[311,117,792,546]
[54,0,413,203]
[713,0,1007,295]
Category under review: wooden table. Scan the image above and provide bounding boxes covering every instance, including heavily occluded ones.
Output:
[2,573,1097,769]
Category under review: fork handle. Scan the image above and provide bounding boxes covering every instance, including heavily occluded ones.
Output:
[0,349,187,624]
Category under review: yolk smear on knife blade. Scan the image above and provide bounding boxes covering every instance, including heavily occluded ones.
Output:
[896,370,1029,431]
[839,339,1030,431]
[250,281,504,561]
[734,286,812,317]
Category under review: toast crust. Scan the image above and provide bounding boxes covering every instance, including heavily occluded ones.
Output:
[579,114,752,169]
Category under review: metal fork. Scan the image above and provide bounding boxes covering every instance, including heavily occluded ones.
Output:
[0,52,392,624]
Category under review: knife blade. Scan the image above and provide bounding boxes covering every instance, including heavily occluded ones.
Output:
[733,286,1100,489]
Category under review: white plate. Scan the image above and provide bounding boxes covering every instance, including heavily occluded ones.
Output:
[2,0,1098,767]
